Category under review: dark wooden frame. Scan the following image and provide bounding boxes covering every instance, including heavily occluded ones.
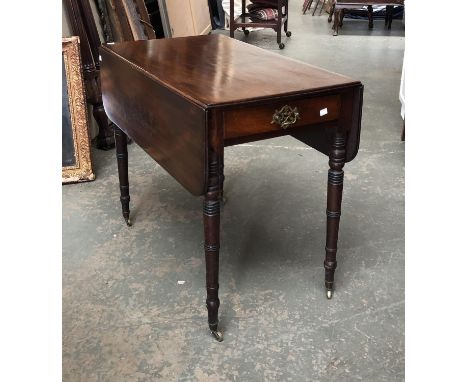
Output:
[65,0,157,151]
[94,0,117,43]
[113,0,156,41]
[229,0,291,49]
[64,0,116,150]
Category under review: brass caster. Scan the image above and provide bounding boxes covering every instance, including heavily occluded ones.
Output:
[210,330,224,342]
[286,31,291,37]
[327,290,333,299]
[278,43,285,49]
[125,219,132,227]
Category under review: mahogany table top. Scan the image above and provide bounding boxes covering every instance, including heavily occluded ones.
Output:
[101,34,360,108]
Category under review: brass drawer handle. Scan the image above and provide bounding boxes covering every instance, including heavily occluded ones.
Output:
[271,105,300,129]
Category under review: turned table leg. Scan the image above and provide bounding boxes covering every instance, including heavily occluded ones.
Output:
[203,153,223,341]
[114,126,131,226]
[324,132,346,299]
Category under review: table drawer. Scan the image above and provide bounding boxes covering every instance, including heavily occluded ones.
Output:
[224,95,341,139]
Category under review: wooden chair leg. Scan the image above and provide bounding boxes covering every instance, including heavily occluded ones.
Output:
[114,126,131,226]
[324,131,346,299]
[229,0,235,38]
[367,5,374,29]
[302,0,313,14]
[319,0,326,16]
[312,0,320,16]
[241,0,246,35]
[277,3,284,49]
[332,8,341,36]
[328,3,335,22]
[284,1,290,34]
[387,5,394,29]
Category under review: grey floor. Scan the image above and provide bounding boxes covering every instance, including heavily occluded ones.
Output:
[63,2,405,381]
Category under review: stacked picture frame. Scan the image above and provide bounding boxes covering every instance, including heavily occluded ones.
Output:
[62,37,95,183]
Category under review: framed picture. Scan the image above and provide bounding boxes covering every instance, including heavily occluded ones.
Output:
[62,37,95,183]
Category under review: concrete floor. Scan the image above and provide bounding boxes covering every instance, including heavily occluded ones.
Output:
[63,2,405,381]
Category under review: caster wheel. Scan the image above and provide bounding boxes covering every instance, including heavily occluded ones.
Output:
[286,31,291,37]
[243,29,249,36]
[278,43,285,49]
[211,330,224,342]
[326,290,333,299]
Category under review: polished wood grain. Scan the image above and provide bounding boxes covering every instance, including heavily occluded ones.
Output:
[292,86,363,162]
[100,47,207,195]
[101,34,360,108]
[100,35,364,340]
[224,95,341,140]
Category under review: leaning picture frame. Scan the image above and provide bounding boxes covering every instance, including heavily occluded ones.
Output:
[62,36,95,183]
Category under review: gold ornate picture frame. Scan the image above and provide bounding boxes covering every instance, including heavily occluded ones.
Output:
[62,37,95,183]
